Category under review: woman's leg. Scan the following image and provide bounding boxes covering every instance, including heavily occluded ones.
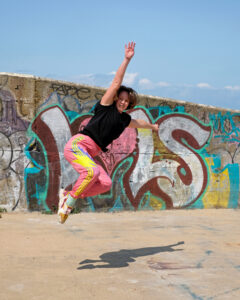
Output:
[64,135,100,200]
[80,163,112,198]
[58,134,111,223]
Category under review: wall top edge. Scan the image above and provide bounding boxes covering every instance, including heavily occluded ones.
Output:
[1,72,239,113]
[0,72,35,78]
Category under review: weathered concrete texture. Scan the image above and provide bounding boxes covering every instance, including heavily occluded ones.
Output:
[0,72,240,212]
[0,210,240,300]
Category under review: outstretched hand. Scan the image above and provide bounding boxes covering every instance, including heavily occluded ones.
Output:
[125,42,136,60]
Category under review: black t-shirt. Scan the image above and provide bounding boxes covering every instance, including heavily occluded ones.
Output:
[80,101,131,152]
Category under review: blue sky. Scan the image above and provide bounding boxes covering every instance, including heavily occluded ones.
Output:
[1,0,240,110]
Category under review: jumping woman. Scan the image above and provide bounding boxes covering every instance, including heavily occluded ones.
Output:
[58,42,158,223]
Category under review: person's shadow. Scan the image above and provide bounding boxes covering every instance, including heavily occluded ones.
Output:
[77,241,184,270]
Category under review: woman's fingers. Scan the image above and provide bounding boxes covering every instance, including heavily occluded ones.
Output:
[126,41,136,50]
[130,42,135,49]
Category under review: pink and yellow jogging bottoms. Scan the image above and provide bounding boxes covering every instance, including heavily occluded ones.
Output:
[64,134,112,199]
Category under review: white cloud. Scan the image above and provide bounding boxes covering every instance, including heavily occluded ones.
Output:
[108,71,138,86]
[72,71,139,88]
[196,83,212,89]
[224,85,240,91]
[72,73,114,87]
[72,73,95,85]
[138,78,155,89]
[138,78,171,90]
[122,72,138,86]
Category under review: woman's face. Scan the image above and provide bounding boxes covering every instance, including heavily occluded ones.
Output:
[116,91,129,113]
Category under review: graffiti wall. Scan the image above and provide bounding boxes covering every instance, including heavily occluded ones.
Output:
[0,73,239,211]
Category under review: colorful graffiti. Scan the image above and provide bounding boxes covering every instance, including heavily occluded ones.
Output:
[24,90,240,212]
[0,88,30,210]
[126,110,211,209]
[203,111,240,208]
[1,75,240,212]
[209,111,240,143]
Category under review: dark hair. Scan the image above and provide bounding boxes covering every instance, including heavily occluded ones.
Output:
[117,85,138,109]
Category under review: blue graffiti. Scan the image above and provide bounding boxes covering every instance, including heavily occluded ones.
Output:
[209,112,240,143]
[148,105,185,120]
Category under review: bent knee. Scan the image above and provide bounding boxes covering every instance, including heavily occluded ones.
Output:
[107,178,112,190]
[103,177,112,192]
[88,166,100,182]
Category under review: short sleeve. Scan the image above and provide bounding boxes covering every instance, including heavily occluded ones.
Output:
[95,101,115,113]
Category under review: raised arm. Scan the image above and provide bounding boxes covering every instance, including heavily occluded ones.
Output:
[101,42,136,106]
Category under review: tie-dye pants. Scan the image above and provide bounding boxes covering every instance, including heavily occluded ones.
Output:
[64,134,112,199]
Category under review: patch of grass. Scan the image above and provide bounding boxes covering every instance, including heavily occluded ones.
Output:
[0,208,7,213]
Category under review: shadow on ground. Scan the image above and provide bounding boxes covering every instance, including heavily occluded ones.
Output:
[77,241,184,270]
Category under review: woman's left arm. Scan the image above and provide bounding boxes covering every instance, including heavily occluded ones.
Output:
[128,119,159,132]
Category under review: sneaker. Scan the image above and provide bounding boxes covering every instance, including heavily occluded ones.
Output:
[58,189,72,224]
[58,189,68,209]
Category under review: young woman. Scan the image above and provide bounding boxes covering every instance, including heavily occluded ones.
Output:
[58,42,158,223]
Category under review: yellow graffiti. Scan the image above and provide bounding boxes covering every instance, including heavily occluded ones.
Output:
[149,195,164,210]
[137,128,152,137]
[202,158,230,208]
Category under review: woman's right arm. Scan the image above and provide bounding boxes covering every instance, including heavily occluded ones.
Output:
[101,42,135,106]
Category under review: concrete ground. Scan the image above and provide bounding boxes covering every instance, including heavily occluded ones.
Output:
[0,209,240,300]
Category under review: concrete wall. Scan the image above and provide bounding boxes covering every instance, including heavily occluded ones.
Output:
[1,73,239,212]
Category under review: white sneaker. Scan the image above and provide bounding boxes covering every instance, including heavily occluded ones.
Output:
[58,189,72,224]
